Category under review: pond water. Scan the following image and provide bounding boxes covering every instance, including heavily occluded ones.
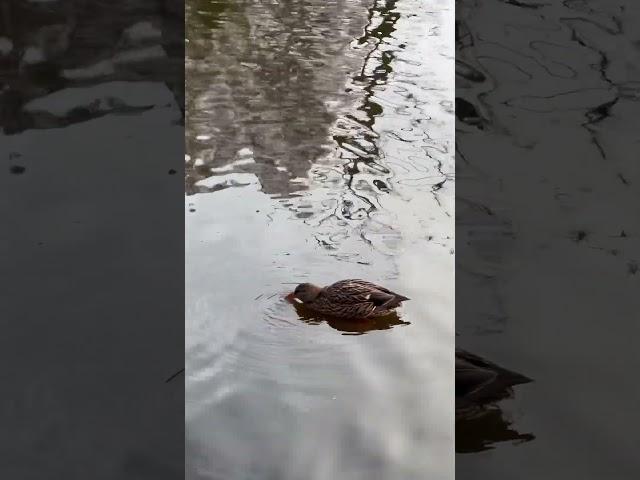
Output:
[185,1,455,479]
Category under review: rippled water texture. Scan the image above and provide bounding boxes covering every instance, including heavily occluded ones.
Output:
[457,0,640,475]
[186,1,454,479]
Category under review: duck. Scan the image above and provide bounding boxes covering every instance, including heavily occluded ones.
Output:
[288,279,410,319]
[456,348,531,411]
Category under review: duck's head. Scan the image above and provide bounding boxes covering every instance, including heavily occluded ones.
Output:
[292,283,323,303]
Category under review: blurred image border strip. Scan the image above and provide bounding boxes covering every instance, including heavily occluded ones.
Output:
[456,0,639,476]
[2,1,185,478]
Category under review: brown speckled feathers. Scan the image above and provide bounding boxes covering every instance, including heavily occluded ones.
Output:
[304,279,409,319]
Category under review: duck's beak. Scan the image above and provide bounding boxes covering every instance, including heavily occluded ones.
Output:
[285,292,296,302]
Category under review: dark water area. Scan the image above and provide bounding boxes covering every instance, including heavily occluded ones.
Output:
[456,0,640,476]
[2,1,184,478]
[186,1,454,479]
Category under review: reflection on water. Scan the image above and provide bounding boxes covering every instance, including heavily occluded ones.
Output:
[186,1,454,479]
[186,0,368,197]
[288,296,411,335]
[457,0,640,477]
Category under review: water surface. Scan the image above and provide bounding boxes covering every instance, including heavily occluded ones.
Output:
[186,1,454,479]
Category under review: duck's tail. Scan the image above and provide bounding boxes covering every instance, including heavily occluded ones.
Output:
[382,294,410,309]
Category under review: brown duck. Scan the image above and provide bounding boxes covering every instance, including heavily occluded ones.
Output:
[288,279,410,319]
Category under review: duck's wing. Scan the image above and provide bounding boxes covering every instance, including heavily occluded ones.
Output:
[324,279,399,307]
[350,279,410,299]
[326,279,409,307]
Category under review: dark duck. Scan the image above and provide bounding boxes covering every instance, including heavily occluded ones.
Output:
[288,279,410,319]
